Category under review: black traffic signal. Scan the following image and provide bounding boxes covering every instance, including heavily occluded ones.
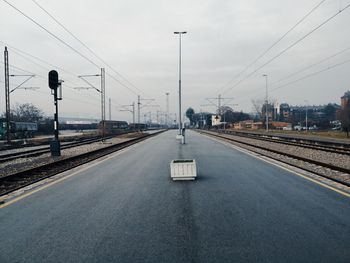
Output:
[48,70,59,89]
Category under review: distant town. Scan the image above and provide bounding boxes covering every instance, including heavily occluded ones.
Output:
[186,91,350,137]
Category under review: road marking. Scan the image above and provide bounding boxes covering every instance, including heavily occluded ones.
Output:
[0,138,152,209]
[203,133,350,198]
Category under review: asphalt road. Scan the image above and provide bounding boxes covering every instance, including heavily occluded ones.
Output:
[0,130,349,263]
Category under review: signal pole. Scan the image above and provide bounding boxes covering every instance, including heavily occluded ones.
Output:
[4,47,10,144]
[48,70,62,156]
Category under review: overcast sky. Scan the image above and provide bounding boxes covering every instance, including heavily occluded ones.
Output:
[1,0,350,122]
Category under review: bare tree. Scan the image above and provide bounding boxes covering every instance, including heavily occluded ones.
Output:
[8,103,44,122]
[251,98,277,121]
[251,99,264,119]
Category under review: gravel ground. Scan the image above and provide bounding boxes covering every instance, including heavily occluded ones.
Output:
[202,131,350,186]
[0,133,143,178]
[216,131,350,169]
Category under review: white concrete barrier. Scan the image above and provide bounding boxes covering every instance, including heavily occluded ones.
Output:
[176,134,183,140]
[170,159,197,180]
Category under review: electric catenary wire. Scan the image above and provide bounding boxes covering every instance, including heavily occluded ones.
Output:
[1,0,101,69]
[221,2,350,95]
[31,0,144,96]
[214,0,328,95]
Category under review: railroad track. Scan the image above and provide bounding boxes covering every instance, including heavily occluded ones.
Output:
[0,130,165,196]
[0,135,115,163]
[217,129,350,156]
[199,130,350,188]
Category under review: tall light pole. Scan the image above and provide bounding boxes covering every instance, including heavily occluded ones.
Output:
[174,31,187,135]
[263,74,268,132]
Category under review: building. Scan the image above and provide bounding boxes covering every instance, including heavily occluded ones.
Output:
[279,103,290,122]
[261,103,275,122]
[211,115,221,126]
[341,91,350,109]
[233,120,264,130]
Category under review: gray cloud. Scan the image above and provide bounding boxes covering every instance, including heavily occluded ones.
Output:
[0,0,349,121]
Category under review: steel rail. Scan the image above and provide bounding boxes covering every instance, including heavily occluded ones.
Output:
[217,130,350,155]
[0,135,115,162]
[0,130,147,162]
[0,130,166,196]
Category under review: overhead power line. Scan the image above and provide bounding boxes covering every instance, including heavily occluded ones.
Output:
[31,0,144,95]
[0,40,79,77]
[271,45,350,85]
[3,0,141,96]
[1,0,101,68]
[215,0,328,95]
[0,48,124,110]
[221,2,350,95]
[270,58,350,93]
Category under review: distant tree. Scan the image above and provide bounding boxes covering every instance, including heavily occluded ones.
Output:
[185,107,195,125]
[323,103,337,122]
[251,99,264,120]
[7,103,44,122]
[223,110,250,123]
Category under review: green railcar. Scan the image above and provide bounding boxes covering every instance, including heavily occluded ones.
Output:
[0,120,38,140]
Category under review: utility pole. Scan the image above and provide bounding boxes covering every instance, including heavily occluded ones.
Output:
[101,68,106,140]
[205,95,235,115]
[263,74,269,132]
[138,96,156,123]
[4,47,10,144]
[202,95,236,129]
[166,92,169,126]
[137,95,141,124]
[119,103,135,126]
[77,68,105,141]
[109,98,111,120]
[304,100,308,131]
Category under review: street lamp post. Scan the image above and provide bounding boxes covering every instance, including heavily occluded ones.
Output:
[263,74,269,132]
[174,31,187,137]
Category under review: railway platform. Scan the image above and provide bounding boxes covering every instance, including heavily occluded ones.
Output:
[0,130,349,262]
